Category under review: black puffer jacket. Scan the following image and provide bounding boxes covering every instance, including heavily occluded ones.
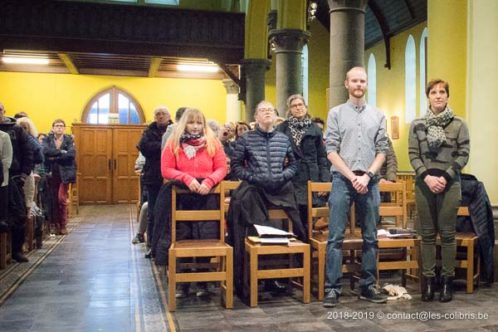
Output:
[0,117,34,176]
[42,133,77,184]
[458,174,494,284]
[231,126,297,193]
[276,120,330,205]
[138,122,167,185]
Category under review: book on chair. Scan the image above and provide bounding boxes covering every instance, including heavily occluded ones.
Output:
[248,225,297,245]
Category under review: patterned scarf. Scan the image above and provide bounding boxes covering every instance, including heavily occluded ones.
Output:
[288,116,312,147]
[180,133,206,159]
[425,106,454,153]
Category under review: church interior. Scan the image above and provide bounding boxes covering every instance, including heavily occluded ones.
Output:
[1,0,497,331]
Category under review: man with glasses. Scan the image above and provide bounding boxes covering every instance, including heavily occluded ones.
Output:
[229,100,306,298]
[42,119,76,236]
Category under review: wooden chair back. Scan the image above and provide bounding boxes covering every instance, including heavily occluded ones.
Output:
[378,181,407,228]
[171,184,224,244]
[168,182,233,311]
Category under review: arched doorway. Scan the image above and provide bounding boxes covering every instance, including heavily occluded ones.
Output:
[73,87,146,204]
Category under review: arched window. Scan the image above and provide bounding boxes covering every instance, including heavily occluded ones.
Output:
[419,27,428,116]
[405,35,416,123]
[367,53,377,107]
[301,44,309,104]
[82,86,145,125]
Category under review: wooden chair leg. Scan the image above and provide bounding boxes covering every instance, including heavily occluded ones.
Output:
[168,250,177,312]
[317,245,325,301]
[303,248,311,304]
[225,249,233,309]
[249,248,258,307]
[466,243,474,294]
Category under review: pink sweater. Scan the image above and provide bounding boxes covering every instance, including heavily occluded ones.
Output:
[161,140,227,189]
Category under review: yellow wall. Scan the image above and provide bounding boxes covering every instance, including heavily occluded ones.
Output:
[467,0,498,204]
[427,0,467,118]
[366,22,427,171]
[0,72,227,134]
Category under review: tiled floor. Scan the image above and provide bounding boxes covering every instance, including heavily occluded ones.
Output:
[0,205,168,332]
[0,205,497,332]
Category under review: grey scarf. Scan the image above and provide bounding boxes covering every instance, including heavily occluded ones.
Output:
[425,106,454,152]
[288,116,312,147]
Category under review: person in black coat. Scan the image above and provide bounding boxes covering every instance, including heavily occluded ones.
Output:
[276,94,330,232]
[137,106,171,257]
[0,102,34,262]
[230,100,305,295]
[42,119,76,235]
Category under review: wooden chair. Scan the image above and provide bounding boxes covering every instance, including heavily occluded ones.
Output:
[306,181,361,301]
[454,206,480,293]
[378,181,407,228]
[244,206,310,307]
[24,216,36,252]
[69,172,80,217]
[167,183,233,312]
[377,181,420,286]
[396,172,416,221]
[0,231,12,269]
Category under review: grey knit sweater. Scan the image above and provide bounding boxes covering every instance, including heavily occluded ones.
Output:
[408,116,470,181]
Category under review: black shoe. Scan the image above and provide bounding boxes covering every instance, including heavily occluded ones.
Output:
[359,285,388,303]
[196,283,209,297]
[175,284,190,298]
[12,252,29,263]
[323,290,339,308]
[132,233,145,244]
[144,249,152,259]
[439,276,453,302]
[264,280,288,294]
[421,276,435,302]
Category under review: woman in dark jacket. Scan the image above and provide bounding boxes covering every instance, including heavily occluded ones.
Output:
[409,79,470,302]
[42,119,76,235]
[276,94,330,234]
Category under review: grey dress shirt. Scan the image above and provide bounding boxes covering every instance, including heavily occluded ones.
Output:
[325,100,388,173]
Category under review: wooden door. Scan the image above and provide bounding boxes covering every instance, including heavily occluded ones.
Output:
[74,125,113,204]
[112,127,143,203]
[73,124,145,204]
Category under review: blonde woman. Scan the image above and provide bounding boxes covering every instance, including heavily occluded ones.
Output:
[160,108,227,297]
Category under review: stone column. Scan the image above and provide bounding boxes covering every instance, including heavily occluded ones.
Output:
[241,58,271,122]
[222,79,242,123]
[327,0,368,108]
[269,28,310,116]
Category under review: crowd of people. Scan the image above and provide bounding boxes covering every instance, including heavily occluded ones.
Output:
[0,104,77,263]
[132,66,469,307]
[0,65,469,308]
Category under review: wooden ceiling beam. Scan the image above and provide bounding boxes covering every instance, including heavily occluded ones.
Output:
[148,57,162,78]
[58,53,79,74]
[368,0,392,69]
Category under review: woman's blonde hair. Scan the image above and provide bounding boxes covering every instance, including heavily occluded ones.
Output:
[167,108,218,157]
[16,117,38,138]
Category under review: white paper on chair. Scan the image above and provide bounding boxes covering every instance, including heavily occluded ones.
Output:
[247,236,290,245]
[377,229,416,238]
[253,224,296,238]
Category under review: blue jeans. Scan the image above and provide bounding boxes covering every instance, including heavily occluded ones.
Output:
[325,173,380,295]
